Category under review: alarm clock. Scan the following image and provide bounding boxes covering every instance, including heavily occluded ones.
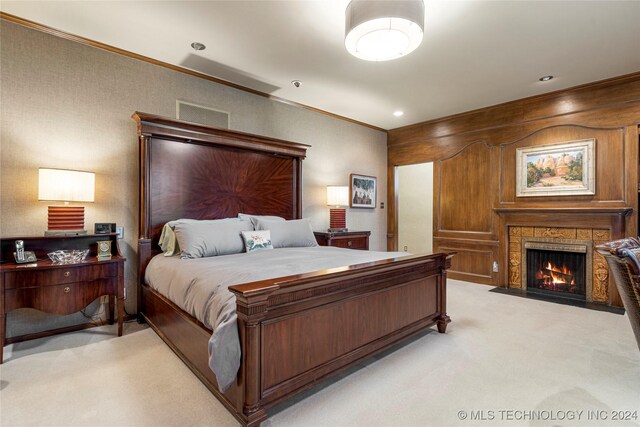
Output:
[95,223,116,234]
[97,240,112,260]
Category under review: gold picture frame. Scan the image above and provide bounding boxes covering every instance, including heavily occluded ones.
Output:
[516,139,595,197]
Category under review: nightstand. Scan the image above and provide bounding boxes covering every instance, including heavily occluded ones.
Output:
[0,234,125,363]
[314,231,370,250]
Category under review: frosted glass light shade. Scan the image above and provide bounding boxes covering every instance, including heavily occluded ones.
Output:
[38,168,95,202]
[345,0,424,61]
[327,186,349,207]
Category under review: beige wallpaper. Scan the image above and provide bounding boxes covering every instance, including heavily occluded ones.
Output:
[0,21,388,336]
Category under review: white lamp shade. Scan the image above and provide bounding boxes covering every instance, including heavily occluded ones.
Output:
[327,186,349,207]
[345,0,424,61]
[38,168,95,202]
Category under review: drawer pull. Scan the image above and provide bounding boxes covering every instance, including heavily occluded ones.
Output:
[64,271,71,277]
[64,286,71,293]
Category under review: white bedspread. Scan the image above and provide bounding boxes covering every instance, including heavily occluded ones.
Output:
[145,246,407,391]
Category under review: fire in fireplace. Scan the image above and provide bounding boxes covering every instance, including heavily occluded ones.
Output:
[526,246,587,301]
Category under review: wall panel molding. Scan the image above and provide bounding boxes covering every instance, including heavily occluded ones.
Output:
[498,124,626,147]
[499,126,626,205]
[436,244,497,285]
[388,72,640,146]
[436,141,495,235]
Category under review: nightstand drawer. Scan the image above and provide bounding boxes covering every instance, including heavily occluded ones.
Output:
[5,279,116,315]
[314,231,370,251]
[4,263,117,290]
[331,238,368,250]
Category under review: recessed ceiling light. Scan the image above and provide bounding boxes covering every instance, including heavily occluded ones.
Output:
[191,42,206,51]
[393,111,404,117]
[539,75,553,82]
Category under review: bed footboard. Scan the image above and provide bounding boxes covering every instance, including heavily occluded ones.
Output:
[229,252,452,426]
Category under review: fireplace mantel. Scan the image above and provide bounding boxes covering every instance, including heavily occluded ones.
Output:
[495,207,633,237]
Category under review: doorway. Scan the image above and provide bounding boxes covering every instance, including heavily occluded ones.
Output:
[396,162,434,254]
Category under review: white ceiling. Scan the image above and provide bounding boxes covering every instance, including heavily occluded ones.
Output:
[2,1,639,130]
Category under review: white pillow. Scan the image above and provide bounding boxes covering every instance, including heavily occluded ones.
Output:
[241,230,274,252]
[255,219,318,248]
[238,213,285,229]
[173,220,253,258]
[159,218,239,256]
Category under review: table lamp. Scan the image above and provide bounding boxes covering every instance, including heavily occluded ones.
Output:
[326,185,349,232]
[38,168,95,236]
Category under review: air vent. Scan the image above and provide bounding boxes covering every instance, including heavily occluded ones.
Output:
[177,101,229,128]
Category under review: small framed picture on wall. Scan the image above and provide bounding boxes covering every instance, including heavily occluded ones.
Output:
[350,174,376,209]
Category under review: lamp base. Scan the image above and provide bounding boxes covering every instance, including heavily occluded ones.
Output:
[45,230,88,236]
[329,207,347,231]
[46,205,86,236]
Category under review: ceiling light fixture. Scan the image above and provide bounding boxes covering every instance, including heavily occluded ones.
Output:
[291,80,302,88]
[345,0,425,62]
[539,75,554,82]
[393,111,404,117]
[191,42,206,51]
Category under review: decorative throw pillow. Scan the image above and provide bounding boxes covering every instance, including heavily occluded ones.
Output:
[241,230,274,252]
[173,220,253,258]
[255,218,318,248]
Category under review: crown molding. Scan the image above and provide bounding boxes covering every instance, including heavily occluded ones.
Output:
[389,71,640,139]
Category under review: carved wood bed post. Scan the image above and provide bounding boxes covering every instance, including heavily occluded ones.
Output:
[233,286,278,426]
[137,132,152,319]
[437,254,454,333]
[294,159,302,219]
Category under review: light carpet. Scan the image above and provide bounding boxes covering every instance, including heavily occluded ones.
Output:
[1,280,638,427]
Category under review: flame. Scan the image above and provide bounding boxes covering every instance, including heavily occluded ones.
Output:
[544,261,574,284]
[538,261,575,286]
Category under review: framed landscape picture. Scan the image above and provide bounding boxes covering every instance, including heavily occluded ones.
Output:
[515,138,595,197]
[350,174,376,208]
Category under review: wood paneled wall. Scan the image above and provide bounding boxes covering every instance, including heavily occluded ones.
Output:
[388,72,640,299]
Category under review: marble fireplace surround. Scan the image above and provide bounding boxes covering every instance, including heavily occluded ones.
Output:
[496,207,633,307]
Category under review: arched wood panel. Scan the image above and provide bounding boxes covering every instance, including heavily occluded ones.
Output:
[432,142,500,284]
[437,142,494,234]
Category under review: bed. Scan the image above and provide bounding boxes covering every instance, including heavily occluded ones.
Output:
[134,112,453,427]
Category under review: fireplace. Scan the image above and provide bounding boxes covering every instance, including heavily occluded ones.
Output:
[521,238,593,303]
[504,222,622,306]
[526,245,586,301]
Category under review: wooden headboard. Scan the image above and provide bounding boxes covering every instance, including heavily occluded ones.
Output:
[133,112,309,290]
